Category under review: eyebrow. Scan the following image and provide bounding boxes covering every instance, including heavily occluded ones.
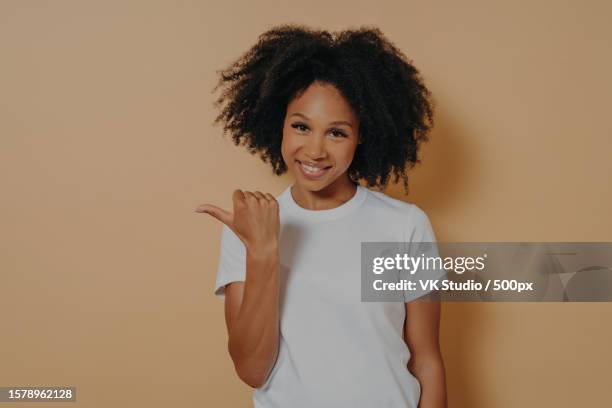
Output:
[289,112,353,129]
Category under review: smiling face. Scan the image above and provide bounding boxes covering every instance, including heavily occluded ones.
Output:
[281,81,360,194]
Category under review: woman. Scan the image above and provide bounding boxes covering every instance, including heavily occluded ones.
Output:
[196,24,448,408]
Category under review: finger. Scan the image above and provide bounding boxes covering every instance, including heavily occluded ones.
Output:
[253,191,266,201]
[232,189,246,204]
[243,191,257,202]
[195,204,233,226]
[264,193,276,202]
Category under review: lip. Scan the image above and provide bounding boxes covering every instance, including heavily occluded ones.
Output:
[296,160,332,180]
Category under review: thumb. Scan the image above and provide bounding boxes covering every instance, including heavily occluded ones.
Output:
[195,204,234,227]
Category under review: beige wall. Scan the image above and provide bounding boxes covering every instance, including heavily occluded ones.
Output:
[1,1,611,407]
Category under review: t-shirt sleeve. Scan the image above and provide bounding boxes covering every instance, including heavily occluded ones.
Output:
[213,225,247,300]
[401,205,448,302]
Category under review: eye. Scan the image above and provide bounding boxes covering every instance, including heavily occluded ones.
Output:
[329,128,348,138]
[291,123,348,138]
[291,122,309,132]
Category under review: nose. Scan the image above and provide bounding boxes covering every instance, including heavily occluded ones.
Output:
[304,134,327,160]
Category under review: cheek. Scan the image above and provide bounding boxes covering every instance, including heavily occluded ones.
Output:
[281,130,299,161]
[331,144,358,169]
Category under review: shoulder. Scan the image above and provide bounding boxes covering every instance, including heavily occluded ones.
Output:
[365,188,427,220]
[220,224,246,253]
[363,188,434,235]
[366,188,412,209]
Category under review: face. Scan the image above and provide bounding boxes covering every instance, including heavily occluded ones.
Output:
[281,81,360,192]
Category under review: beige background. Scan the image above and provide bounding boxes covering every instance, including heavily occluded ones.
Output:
[1,1,611,407]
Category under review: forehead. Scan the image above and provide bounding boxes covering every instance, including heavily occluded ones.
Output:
[286,82,358,123]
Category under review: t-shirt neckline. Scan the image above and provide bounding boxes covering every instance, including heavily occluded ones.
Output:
[280,184,368,222]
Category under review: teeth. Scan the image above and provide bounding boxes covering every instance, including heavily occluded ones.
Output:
[300,161,328,174]
[304,164,322,172]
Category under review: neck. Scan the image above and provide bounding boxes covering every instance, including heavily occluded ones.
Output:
[291,175,358,211]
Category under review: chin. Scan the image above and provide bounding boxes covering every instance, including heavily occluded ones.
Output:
[296,171,348,193]
[295,178,332,192]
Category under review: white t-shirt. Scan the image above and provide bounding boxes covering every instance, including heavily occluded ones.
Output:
[214,184,446,408]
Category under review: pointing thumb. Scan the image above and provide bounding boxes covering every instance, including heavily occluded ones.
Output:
[195,204,234,228]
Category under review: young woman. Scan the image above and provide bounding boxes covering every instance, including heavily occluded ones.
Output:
[196,24,447,408]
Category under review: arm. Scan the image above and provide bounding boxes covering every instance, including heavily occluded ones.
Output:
[224,246,280,388]
[196,189,281,388]
[404,292,447,408]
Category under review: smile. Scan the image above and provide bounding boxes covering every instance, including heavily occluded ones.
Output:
[296,160,332,180]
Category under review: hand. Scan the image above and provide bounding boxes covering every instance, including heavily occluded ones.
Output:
[195,190,280,253]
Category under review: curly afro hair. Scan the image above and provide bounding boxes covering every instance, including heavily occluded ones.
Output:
[212,24,435,191]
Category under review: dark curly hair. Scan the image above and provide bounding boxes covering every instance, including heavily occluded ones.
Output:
[212,24,435,191]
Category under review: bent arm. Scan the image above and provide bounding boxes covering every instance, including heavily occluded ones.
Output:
[224,246,280,388]
[404,292,447,408]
